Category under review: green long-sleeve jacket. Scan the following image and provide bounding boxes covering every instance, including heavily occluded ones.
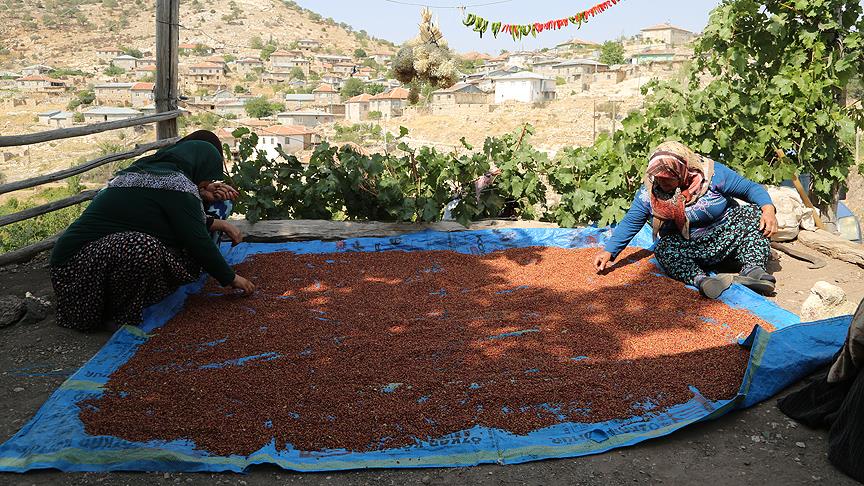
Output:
[50,140,235,285]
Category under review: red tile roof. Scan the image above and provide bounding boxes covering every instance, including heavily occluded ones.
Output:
[346,93,372,103]
[370,87,409,100]
[131,82,155,91]
[260,124,313,136]
[136,65,157,72]
[312,83,336,93]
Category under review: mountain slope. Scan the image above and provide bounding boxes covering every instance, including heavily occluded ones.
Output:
[0,0,396,70]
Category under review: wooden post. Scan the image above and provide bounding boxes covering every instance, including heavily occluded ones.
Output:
[155,0,180,140]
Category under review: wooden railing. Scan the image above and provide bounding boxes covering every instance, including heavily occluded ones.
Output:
[0,0,181,267]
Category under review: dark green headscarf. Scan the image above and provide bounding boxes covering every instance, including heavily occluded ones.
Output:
[118,140,224,184]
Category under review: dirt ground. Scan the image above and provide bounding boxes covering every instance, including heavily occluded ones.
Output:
[1,241,863,486]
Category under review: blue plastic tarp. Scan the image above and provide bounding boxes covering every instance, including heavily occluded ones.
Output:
[0,226,851,473]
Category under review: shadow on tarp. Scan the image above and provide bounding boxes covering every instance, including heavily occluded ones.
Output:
[0,226,850,473]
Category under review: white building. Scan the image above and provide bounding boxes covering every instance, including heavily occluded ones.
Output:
[38,110,62,125]
[298,39,321,51]
[493,72,556,104]
[256,125,315,158]
[233,58,264,76]
[134,65,157,80]
[270,51,311,75]
[312,83,340,105]
[20,65,53,76]
[130,82,155,107]
[48,111,75,128]
[82,106,142,123]
[368,87,410,119]
[276,110,335,128]
[345,93,372,122]
[96,47,123,61]
[111,55,140,71]
[507,51,534,69]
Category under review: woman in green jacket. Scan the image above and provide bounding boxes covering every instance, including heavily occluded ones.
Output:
[50,131,255,331]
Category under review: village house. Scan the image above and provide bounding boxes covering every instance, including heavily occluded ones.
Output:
[284,93,316,110]
[47,111,75,128]
[96,47,123,62]
[431,82,487,108]
[184,62,226,92]
[552,59,608,83]
[355,67,375,82]
[38,110,62,125]
[20,65,53,77]
[315,54,353,65]
[137,58,157,68]
[320,74,344,89]
[94,83,135,105]
[630,46,693,65]
[297,39,321,51]
[474,67,521,92]
[332,63,357,76]
[591,69,628,88]
[82,106,141,123]
[15,75,67,93]
[344,93,372,122]
[494,72,556,104]
[178,43,213,55]
[368,52,393,64]
[130,82,155,107]
[270,51,311,76]
[262,70,294,84]
[213,99,248,117]
[639,23,697,46]
[554,37,601,57]
[215,128,239,159]
[232,58,264,76]
[312,83,340,105]
[507,51,535,69]
[276,110,335,128]
[368,87,410,119]
[134,65,157,80]
[531,58,566,77]
[256,125,315,158]
[481,54,508,72]
[111,55,140,71]
[203,56,227,67]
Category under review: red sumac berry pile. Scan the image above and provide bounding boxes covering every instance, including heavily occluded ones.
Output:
[79,247,771,455]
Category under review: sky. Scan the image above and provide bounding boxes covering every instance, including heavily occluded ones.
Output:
[293,0,724,54]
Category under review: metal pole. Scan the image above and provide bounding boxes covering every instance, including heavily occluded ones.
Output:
[592,98,596,143]
[155,0,179,140]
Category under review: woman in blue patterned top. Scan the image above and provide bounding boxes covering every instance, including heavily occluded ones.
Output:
[593,141,778,299]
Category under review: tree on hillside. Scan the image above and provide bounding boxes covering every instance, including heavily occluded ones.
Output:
[354,48,367,59]
[341,78,364,99]
[260,43,278,61]
[599,41,625,65]
[290,67,306,80]
[121,46,143,59]
[250,36,264,49]
[364,83,386,95]
[245,96,281,118]
[103,63,124,76]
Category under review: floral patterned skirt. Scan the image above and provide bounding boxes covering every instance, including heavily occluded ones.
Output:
[653,204,770,285]
[50,232,199,332]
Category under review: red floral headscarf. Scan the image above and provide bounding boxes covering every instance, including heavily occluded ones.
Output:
[644,141,714,239]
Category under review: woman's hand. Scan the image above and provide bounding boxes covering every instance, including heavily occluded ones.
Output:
[759,204,778,238]
[211,219,243,246]
[593,250,613,273]
[230,275,255,295]
[199,182,239,203]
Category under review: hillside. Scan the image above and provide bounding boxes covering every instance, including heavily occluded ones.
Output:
[0,0,396,71]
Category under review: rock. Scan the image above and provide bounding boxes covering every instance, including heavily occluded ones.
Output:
[800,281,858,320]
[0,295,26,328]
[12,387,24,392]
[421,476,432,485]
[18,292,51,326]
[796,442,806,448]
